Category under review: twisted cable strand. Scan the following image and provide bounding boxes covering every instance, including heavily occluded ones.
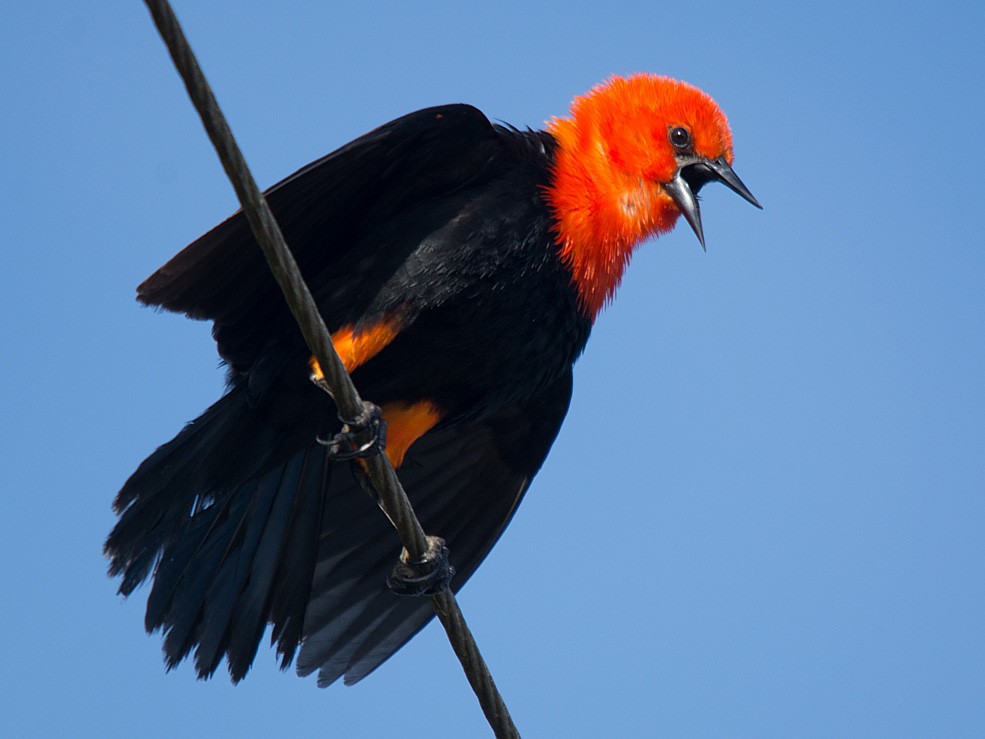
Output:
[141,2,519,735]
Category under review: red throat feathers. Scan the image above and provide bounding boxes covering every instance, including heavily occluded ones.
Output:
[546,74,738,319]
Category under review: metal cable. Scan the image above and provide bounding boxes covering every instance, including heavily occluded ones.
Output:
[141,1,519,735]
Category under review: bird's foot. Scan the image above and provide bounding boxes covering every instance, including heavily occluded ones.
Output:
[317,401,387,461]
[387,535,455,596]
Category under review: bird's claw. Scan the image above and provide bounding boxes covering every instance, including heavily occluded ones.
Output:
[317,402,387,461]
[387,535,455,596]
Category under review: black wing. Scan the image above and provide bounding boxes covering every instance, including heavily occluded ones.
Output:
[299,369,573,686]
[137,104,505,370]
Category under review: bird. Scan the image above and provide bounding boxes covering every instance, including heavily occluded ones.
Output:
[105,73,761,688]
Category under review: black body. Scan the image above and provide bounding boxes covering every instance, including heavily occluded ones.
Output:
[106,105,593,686]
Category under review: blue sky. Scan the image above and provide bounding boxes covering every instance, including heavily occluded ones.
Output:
[2,1,983,736]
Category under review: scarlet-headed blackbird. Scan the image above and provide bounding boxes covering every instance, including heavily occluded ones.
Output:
[106,73,760,686]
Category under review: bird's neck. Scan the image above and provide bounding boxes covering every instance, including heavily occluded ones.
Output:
[544,118,679,321]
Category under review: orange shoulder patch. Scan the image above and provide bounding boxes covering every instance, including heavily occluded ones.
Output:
[309,318,403,380]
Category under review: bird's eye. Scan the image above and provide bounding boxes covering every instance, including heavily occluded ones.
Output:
[669,126,691,150]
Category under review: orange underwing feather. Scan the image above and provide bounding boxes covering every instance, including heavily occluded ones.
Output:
[378,400,443,468]
[545,74,736,319]
[309,318,403,379]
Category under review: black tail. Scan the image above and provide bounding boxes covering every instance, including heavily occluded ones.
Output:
[106,371,572,686]
[105,385,327,680]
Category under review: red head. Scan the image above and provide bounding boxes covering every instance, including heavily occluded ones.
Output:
[546,73,760,319]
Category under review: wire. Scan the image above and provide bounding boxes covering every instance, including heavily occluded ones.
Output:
[141,1,519,736]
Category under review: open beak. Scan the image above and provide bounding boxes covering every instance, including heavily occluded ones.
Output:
[663,156,762,251]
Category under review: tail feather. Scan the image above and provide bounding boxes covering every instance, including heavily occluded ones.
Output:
[154,498,237,666]
[267,450,328,667]
[105,383,329,682]
[152,446,328,682]
[193,464,287,678]
[107,389,255,596]
[224,451,320,677]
